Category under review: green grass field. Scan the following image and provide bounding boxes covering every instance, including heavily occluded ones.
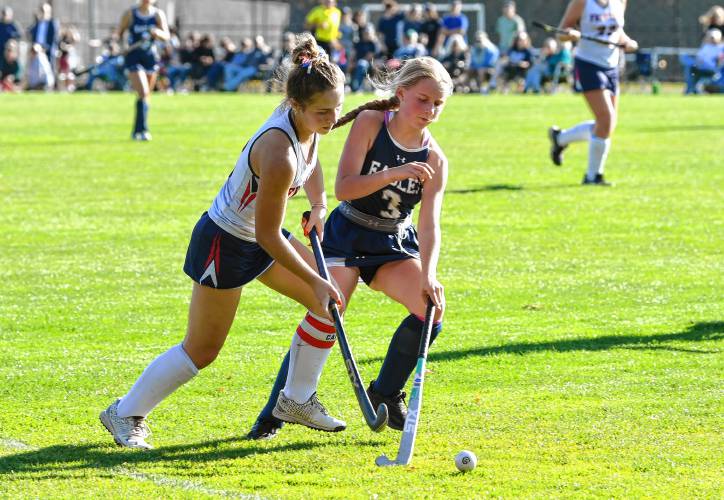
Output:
[0,92,722,499]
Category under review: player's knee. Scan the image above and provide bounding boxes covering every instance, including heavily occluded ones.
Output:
[184,342,222,369]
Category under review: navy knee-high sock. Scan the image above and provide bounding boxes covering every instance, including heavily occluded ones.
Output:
[373,314,442,396]
[140,99,149,132]
[255,350,289,424]
[134,99,145,134]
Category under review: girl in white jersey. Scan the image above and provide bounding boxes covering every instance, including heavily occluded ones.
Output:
[548,0,638,185]
[100,34,348,449]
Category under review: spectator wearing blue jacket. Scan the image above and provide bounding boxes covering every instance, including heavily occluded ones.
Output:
[0,6,21,66]
[441,0,469,48]
[28,3,59,69]
[377,0,405,58]
[468,31,499,93]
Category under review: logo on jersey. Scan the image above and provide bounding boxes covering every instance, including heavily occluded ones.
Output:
[238,177,259,211]
[200,233,221,287]
[396,154,406,164]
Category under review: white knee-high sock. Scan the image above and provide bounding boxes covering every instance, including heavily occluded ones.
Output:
[117,344,199,418]
[283,312,336,403]
[587,135,611,180]
[558,120,595,146]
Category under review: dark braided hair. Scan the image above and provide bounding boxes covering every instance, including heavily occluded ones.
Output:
[332,96,400,129]
[276,33,345,109]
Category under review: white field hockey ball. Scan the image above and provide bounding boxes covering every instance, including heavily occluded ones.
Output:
[454,450,477,472]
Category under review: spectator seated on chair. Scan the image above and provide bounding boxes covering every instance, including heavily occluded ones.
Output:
[0,39,21,92]
[691,28,724,94]
[440,34,469,92]
[468,31,499,93]
[501,31,532,93]
[26,43,55,91]
[190,34,216,91]
[392,29,427,62]
[351,26,381,92]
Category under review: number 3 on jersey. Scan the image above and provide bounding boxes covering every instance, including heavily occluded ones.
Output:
[380,189,402,219]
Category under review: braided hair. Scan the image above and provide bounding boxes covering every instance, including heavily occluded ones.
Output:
[332,56,453,129]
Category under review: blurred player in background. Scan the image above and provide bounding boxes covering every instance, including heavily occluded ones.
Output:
[116,0,170,140]
[548,0,638,185]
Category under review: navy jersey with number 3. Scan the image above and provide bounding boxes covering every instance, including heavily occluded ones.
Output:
[349,112,430,220]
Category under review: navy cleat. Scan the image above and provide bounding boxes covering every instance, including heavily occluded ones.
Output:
[367,380,407,431]
[548,126,566,166]
[246,417,283,440]
[582,173,613,186]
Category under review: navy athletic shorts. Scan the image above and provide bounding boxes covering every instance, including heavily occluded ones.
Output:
[124,47,159,72]
[573,57,619,95]
[183,212,291,289]
[322,207,420,286]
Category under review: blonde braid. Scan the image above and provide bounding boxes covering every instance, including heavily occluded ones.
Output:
[332,96,400,129]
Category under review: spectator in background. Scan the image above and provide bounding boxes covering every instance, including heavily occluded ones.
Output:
[204,36,236,90]
[29,2,59,70]
[403,3,425,35]
[305,0,341,56]
[83,38,126,91]
[57,25,80,92]
[352,9,370,40]
[692,28,724,93]
[468,31,499,94]
[392,29,427,64]
[351,25,380,91]
[0,38,20,91]
[494,1,525,54]
[440,33,468,91]
[501,31,532,93]
[190,33,215,90]
[26,42,54,90]
[338,7,356,75]
[441,0,469,49]
[377,0,405,58]
[419,3,442,57]
[0,6,21,66]
[698,5,724,34]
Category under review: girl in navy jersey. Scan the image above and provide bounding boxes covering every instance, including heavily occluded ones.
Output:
[116,0,170,141]
[100,34,348,449]
[249,56,452,438]
[548,0,638,185]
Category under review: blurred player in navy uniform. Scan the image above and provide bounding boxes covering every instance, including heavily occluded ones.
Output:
[548,0,638,185]
[249,57,451,438]
[116,0,170,140]
[100,34,348,449]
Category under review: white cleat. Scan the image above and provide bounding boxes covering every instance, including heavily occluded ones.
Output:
[272,391,346,432]
[100,398,153,449]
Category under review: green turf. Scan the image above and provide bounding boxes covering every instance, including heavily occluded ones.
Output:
[0,92,722,499]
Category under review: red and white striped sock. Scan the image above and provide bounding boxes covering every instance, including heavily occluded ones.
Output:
[283,312,337,403]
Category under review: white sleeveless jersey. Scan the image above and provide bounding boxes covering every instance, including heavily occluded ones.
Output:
[576,0,625,68]
[208,107,318,242]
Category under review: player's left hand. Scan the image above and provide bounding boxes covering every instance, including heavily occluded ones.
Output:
[421,276,445,310]
[302,204,327,240]
[624,39,639,53]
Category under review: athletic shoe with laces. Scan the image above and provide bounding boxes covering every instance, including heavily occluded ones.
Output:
[100,398,153,449]
[367,380,407,431]
[582,173,613,186]
[272,391,346,432]
[246,417,283,440]
[548,126,566,166]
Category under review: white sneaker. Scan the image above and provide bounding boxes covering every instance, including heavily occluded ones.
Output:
[100,398,153,449]
[272,391,346,432]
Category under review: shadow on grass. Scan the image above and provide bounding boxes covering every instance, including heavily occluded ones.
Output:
[448,184,524,194]
[0,436,383,478]
[360,321,722,366]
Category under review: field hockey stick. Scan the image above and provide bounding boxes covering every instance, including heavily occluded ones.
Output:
[73,40,145,76]
[303,211,389,432]
[532,21,628,49]
[376,298,435,467]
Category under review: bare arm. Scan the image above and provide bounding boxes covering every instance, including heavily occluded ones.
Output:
[115,9,131,41]
[557,0,585,42]
[152,9,171,42]
[416,139,448,308]
[302,157,327,239]
[335,111,433,201]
